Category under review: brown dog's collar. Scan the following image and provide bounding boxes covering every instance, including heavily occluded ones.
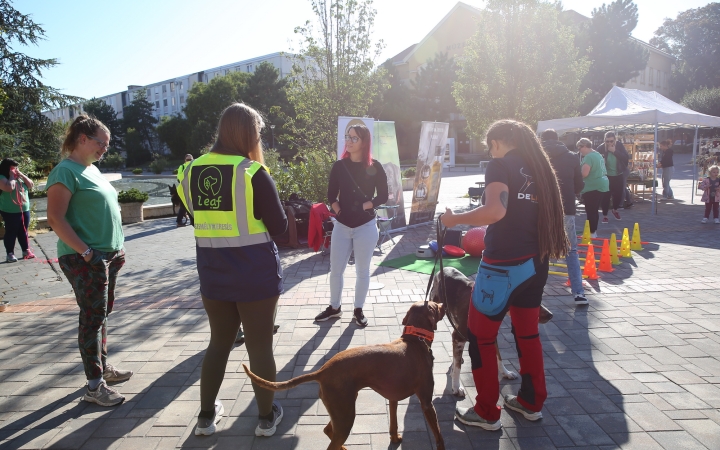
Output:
[402,326,434,343]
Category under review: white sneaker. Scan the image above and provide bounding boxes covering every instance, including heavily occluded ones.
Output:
[195,400,224,436]
[715,219,720,225]
[590,232,597,238]
[701,218,708,224]
[256,401,283,437]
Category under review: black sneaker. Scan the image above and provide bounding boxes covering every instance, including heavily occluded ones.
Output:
[315,306,342,322]
[354,308,368,327]
[574,295,589,306]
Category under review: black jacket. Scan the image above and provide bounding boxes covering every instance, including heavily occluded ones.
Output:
[543,140,584,216]
[660,147,674,168]
[597,141,630,175]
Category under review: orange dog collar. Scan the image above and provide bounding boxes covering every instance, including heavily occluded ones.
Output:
[402,326,434,342]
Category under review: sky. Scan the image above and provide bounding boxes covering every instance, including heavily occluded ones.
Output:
[12,0,714,100]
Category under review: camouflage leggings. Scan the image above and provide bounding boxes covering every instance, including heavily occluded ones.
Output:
[59,250,125,380]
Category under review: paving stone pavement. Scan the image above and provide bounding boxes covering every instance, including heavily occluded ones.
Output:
[1,170,719,449]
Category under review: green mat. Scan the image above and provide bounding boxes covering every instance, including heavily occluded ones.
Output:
[377,253,481,277]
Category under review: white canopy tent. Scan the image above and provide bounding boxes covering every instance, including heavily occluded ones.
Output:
[537,87,720,214]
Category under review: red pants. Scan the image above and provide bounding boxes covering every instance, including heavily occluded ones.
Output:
[467,305,547,421]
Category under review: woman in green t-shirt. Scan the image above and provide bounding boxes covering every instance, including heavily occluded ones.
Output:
[577,139,609,237]
[0,158,35,262]
[46,115,131,408]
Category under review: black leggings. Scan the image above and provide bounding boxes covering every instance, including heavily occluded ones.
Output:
[608,175,624,211]
[201,294,279,416]
[582,190,610,233]
[0,210,30,254]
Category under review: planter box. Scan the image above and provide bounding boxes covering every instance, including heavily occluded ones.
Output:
[120,202,144,224]
[402,178,414,191]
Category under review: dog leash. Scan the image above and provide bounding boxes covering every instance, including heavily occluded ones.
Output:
[424,215,467,341]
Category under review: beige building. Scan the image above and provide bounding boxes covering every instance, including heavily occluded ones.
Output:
[43,52,294,124]
[389,2,675,154]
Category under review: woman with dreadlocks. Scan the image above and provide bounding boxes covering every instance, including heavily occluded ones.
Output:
[441,120,567,431]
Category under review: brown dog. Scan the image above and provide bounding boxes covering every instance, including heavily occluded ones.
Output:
[432,267,553,397]
[243,301,447,450]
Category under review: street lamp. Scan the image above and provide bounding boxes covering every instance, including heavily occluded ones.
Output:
[270,124,276,149]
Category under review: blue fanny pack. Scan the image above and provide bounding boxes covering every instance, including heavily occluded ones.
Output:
[471,258,536,316]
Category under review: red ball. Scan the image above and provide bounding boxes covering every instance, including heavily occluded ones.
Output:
[462,227,486,257]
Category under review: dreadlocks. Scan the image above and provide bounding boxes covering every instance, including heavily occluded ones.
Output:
[485,120,568,260]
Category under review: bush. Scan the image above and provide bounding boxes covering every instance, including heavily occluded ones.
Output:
[149,158,168,174]
[264,148,334,203]
[132,168,143,175]
[402,167,416,178]
[172,168,178,175]
[103,152,125,171]
[117,188,149,204]
[682,87,720,117]
[28,188,47,199]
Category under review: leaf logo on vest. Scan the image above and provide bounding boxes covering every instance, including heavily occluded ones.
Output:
[192,165,234,211]
[517,168,537,203]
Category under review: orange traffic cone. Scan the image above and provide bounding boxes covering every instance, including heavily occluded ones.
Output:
[631,223,644,251]
[609,233,620,265]
[583,244,599,280]
[620,228,631,258]
[598,239,614,272]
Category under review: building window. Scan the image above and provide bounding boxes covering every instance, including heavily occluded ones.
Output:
[179,81,183,90]
[163,99,168,107]
[170,82,175,92]
[648,68,654,87]
[247,64,253,72]
[640,68,645,85]
[171,97,176,106]
[215,71,220,78]
[155,101,160,109]
[180,95,185,103]
[162,85,167,93]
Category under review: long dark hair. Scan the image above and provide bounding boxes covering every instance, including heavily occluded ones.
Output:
[341,124,372,167]
[485,120,568,260]
[0,158,19,179]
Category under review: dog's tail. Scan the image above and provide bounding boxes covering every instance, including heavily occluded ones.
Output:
[242,364,320,391]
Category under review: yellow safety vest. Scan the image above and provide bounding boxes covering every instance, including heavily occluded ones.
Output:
[177,152,271,248]
[177,163,186,182]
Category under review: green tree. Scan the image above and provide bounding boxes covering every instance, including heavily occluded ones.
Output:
[243,62,294,155]
[412,52,458,122]
[0,0,80,169]
[84,98,124,148]
[124,128,149,166]
[123,90,158,157]
[650,3,720,100]
[681,87,720,117]
[156,114,190,158]
[576,0,648,113]
[287,0,387,154]
[454,0,589,138]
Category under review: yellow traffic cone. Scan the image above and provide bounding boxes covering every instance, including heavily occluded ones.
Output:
[631,223,644,251]
[581,220,591,245]
[620,228,631,258]
[609,233,620,265]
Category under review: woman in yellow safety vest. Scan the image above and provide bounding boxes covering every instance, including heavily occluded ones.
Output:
[177,103,288,437]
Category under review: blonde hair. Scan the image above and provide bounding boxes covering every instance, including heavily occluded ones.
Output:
[211,103,265,163]
[576,138,592,149]
[708,165,720,174]
[61,115,110,157]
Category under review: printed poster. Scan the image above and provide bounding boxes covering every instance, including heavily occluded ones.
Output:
[409,122,450,225]
[372,121,406,229]
[337,117,374,159]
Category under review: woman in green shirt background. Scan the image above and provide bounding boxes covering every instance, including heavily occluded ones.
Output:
[0,158,35,262]
[46,115,131,408]
[577,138,609,237]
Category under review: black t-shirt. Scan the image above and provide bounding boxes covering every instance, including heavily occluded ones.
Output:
[482,150,539,261]
[327,158,389,228]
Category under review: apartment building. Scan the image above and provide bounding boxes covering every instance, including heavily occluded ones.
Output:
[44,52,294,123]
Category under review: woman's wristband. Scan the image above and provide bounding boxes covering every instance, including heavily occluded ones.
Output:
[80,248,93,258]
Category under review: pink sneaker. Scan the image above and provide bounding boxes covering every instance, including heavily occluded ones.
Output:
[611,210,621,220]
[22,249,36,260]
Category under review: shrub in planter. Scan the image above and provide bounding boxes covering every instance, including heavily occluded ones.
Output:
[132,168,143,175]
[117,188,149,204]
[149,158,167,174]
[402,167,416,178]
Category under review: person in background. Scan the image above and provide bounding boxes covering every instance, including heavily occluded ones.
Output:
[314,124,388,327]
[0,158,35,262]
[177,103,287,438]
[596,131,629,220]
[46,115,132,407]
[442,120,567,431]
[699,165,720,224]
[176,154,194,227]
[658,139,674,200]
[541,130,586,305]
[577,138,610,238]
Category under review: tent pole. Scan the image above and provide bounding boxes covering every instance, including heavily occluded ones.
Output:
[652,123,658,215]
[692,126,699,205]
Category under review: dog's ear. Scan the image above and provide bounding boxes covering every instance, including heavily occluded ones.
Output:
[402,310,409,325]
[433,303,446,330]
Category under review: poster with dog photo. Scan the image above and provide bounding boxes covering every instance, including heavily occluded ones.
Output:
[372,121,406,229]
[409,121,449,225]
